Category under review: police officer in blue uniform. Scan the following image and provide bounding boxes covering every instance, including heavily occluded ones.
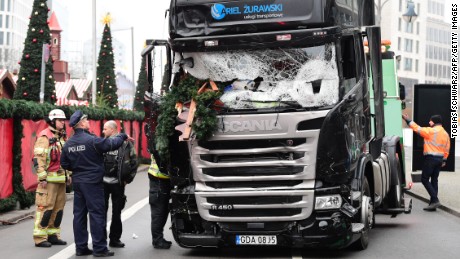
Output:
[61,110,128,257]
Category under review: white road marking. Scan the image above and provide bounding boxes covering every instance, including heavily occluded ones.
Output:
[291,248,303,259]
[49,197,149,259]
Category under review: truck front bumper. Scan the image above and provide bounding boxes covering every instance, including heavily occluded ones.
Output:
[173,211,359,249]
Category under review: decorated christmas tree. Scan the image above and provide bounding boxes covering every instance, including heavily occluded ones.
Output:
[96,13,118,108]
[133,57,147,111]
[14,0,55,102]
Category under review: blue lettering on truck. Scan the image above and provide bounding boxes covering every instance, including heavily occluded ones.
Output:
[211,3,283,20]
[244,4,283,14]
[211,4,241,20]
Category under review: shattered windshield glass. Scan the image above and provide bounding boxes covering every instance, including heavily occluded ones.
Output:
[183,43,339,109]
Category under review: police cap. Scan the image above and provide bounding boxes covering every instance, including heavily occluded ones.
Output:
[69,110,88,128]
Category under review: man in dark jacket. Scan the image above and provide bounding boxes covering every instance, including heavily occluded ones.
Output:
[61,111,129,257]
[102,120,138,248]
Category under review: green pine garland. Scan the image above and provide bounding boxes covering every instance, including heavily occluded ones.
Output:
[155,76,223,159]
[0,99,144,212]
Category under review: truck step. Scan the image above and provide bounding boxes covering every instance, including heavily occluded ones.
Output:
[376,198,413,215]
[351,223,364,233]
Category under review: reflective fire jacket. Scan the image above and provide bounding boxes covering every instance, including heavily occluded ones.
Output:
[34,127,70,183]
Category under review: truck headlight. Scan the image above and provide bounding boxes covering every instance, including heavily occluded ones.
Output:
[315,195,342,210]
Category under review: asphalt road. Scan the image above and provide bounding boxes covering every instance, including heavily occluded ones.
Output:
[1,170,460,259]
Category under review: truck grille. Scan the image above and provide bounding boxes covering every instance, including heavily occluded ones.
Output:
[202,166,304,177]
[210,209,302,217]
[191,111,327,222]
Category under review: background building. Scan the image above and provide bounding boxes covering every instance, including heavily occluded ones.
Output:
[0,0,33,71]
[378,0,451,106]
[0,0,69,71]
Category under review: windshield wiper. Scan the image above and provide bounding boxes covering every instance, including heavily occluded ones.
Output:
[241,100,303,109]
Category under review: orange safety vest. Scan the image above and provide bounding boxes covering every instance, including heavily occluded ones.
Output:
[409,122,450,159]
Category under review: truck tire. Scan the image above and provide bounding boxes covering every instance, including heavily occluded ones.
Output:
[353,176,373,250]
[388,155,403,208]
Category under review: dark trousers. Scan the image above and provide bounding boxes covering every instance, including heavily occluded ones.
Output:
[421,156,443,204]
[73,182,108,254]
[149,177,171,244]
[104,183,126,242]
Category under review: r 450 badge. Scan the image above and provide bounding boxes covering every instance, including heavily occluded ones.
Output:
[211,205,233,210]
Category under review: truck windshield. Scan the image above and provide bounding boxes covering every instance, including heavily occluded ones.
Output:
[183,43,338,109]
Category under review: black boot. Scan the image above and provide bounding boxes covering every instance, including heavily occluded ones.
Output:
[154,238,172,249]
[35,241,52,248]
[76,248,93,256]
[48,235,67,245]
[93,250,115,257]
[109,240,125,248]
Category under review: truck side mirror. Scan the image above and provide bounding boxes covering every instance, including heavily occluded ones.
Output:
[399,82,406,100]
[141,40,172,94]
[142,45,155,86]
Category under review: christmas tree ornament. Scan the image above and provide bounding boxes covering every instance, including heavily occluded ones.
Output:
[39,29,44,34]
[34,69,39,73]
[22,77,26,81]
[32,38,37,43]
[25,54,30,59]
[35,11,38,15]
[23,92,28,96]
[32,28,35,31]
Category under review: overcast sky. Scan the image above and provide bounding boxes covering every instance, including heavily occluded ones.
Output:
[60,0,170,83]
[59,0,456,83]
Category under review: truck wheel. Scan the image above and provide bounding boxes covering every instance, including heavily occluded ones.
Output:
[353,176,373,250]
[389,155,403,208]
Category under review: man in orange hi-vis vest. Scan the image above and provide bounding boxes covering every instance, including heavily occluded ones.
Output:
[403,114,450,211]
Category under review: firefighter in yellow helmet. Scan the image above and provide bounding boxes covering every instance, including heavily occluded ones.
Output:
[33,109,71,247]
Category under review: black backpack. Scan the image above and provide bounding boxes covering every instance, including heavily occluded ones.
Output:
[116,141,138,184]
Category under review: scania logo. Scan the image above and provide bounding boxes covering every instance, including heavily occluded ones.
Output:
[218,119,283,133]
[211,4,226,20]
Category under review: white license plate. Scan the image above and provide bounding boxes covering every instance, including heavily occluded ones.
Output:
[236,235,277,245]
